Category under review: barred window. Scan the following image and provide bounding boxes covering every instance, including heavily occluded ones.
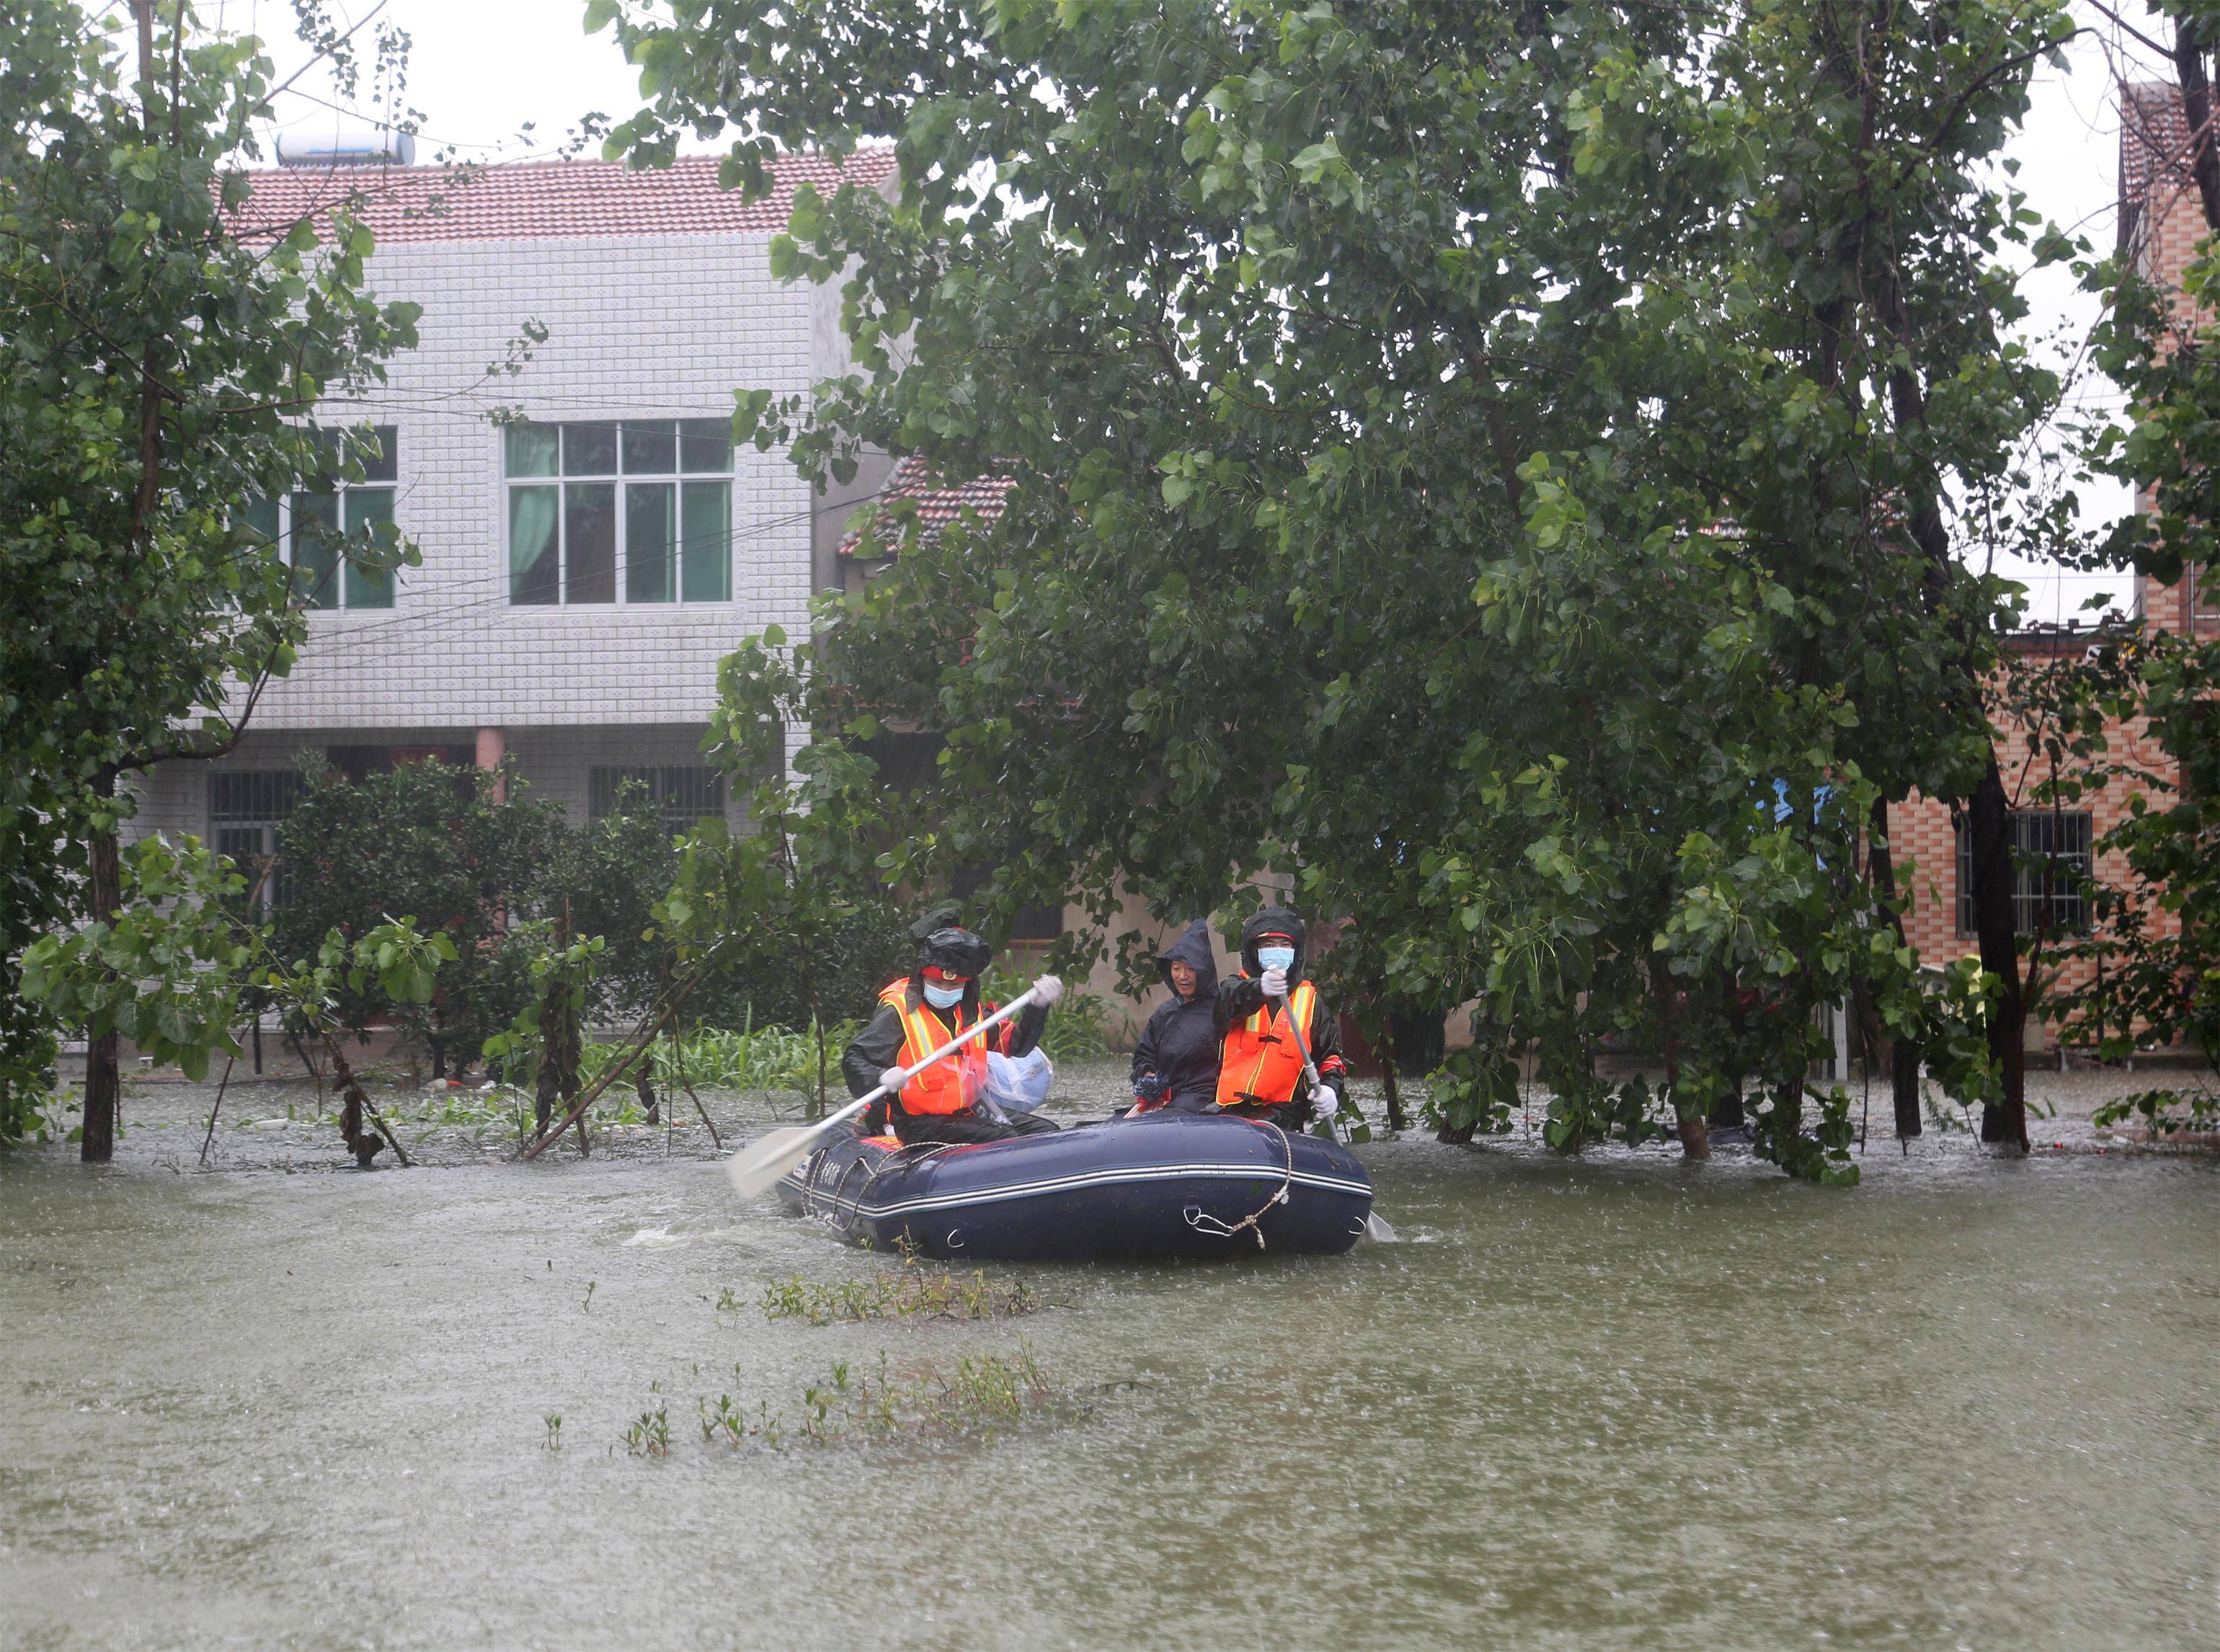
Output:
[1957,811,2091,937]
[209,771,303,912]
[589,765,727,836]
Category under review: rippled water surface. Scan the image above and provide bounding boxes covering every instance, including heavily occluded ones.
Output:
[2,1070,2215,1651]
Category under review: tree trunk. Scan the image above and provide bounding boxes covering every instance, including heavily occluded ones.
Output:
[1966,758,2028,1149]
[1865,795,1922,1139]
[1708,1083,1746,1130]
[1378,1024,1406,1134]
[81,776,124,1163]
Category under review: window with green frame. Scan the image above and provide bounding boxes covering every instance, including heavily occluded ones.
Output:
[236,426,399,610]
[505,419,732,605]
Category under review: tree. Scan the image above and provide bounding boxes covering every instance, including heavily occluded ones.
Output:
[0,1,422,1153]
[597,0,2072,1173]
[271,757,563,1076]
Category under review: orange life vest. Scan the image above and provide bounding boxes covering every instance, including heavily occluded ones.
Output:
[1216,979,1318,1109]
[878,978,989,1116]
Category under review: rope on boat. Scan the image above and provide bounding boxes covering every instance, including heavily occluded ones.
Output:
[1184,1121,1293,1250]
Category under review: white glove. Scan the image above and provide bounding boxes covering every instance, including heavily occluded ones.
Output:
[1031,973,1065,1008]
[1258,966,1289,998]
[1312,1083,1340,1119]
[878,1066,906,1094]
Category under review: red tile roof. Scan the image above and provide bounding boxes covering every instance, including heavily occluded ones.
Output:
[2122,81,2192,217]
[839,456,1016,558]
[221,147,897,245]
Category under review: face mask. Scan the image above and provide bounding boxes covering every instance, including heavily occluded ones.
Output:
[923,982,967,1010]
[1256,946,1295,973]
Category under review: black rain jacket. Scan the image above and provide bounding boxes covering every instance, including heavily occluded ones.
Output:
[841,974,1047,1126]
[1215,905,1345,1103]
[1129,919,1222,1112]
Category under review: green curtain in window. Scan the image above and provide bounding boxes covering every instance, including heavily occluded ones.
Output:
[681,481,730,602]
[344,488,396,608]
[510,485,559,604]
[292,492,339,610]
[626,482,675,603]
[505,423,558,477]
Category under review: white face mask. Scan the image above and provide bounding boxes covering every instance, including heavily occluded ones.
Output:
[1256,946,1295,974]
[923,982,967,1010]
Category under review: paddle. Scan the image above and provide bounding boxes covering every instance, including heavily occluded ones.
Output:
[1272,977,1399,1243]
[724,986,1043,1201]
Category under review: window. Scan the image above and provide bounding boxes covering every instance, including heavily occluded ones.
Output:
[589,765,727,836]
[239,427,399,610]
[506,420,732,605]
[2193,561,2220,626]
[1957,810,2091,936]
[209,771,302,913]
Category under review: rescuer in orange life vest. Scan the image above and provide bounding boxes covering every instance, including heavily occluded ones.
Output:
[1212,906,1349,1132]
[840,916,1065,1146]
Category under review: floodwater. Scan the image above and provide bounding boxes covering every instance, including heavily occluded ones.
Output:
[2,1064,2215,1651]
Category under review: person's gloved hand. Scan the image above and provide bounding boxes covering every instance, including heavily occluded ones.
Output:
[1312,1083,1340,1121]
[1031,973,1065,1008]
[878,1066,906,1094]
[1259,965,1289,998]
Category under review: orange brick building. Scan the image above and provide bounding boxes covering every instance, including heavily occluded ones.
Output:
[1881,85,2215,1052]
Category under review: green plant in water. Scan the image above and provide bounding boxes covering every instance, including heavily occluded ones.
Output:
[2092,1088,2220,1140]
[543,1413,562,1450]
[755,1264,1042,1325]
[623,1401,671,1457]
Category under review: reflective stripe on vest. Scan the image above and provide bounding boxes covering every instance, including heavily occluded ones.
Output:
[878,978,987,1116]
[1215,980,1318,1109]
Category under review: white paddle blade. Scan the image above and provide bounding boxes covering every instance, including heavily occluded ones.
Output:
[726,1126,822,1202]
[1362,1211,1400,1243]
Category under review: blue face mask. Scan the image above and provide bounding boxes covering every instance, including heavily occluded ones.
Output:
[923,981,967,1010]
[1256,946,1295,974]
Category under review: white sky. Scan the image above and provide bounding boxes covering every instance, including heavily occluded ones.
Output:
[236,0,2158,626]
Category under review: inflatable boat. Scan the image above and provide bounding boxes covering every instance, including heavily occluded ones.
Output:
[776,1112,1373,1261]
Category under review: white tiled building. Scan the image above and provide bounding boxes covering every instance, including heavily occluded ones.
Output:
[128,151,898,874]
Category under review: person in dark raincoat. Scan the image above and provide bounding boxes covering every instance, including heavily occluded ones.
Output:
[840,920,1064,1146]
[1212,905,1348,1132]
[1127,920,1223,1115]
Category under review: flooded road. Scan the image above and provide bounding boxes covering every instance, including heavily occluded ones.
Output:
[2,1064,2214,1651]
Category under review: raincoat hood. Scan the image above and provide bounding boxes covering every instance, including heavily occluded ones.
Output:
[1155,919,1219,1000]
[916,925,993,980]
[909,904,964,941]
[1239,906,1307,978]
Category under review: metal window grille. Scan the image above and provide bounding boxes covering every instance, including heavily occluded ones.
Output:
[589,765,727,835]
[1955,810,2091,937]
[208,771,301,910]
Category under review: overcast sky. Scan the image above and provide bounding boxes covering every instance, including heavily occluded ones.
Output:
[233,0,2159,625]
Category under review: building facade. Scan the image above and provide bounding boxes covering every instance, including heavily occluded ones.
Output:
[129,151,897,876]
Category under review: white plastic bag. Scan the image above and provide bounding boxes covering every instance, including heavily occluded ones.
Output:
[985,1047,1055,1114]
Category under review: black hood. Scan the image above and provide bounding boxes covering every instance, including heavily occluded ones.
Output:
[1155,919,1219,1000]
[916,925,993,980]
[909,904,963,941]
[1239,905,1306,978]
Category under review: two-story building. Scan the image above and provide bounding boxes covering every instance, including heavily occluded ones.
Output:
[128,150,899,892]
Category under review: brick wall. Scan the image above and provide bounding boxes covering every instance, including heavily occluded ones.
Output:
[1886,641,2180,1047]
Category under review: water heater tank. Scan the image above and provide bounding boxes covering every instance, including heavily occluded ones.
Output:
[273,128,416,168]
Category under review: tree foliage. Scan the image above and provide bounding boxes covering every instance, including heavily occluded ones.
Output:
[0,0,420,1146]
[595,0,2078,1176]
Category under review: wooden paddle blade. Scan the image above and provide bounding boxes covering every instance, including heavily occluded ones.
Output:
[1362,1211,1399,1243]
[725,1126,822,1201]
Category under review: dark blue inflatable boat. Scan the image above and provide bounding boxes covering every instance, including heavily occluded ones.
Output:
[776,1113,1372,1261]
